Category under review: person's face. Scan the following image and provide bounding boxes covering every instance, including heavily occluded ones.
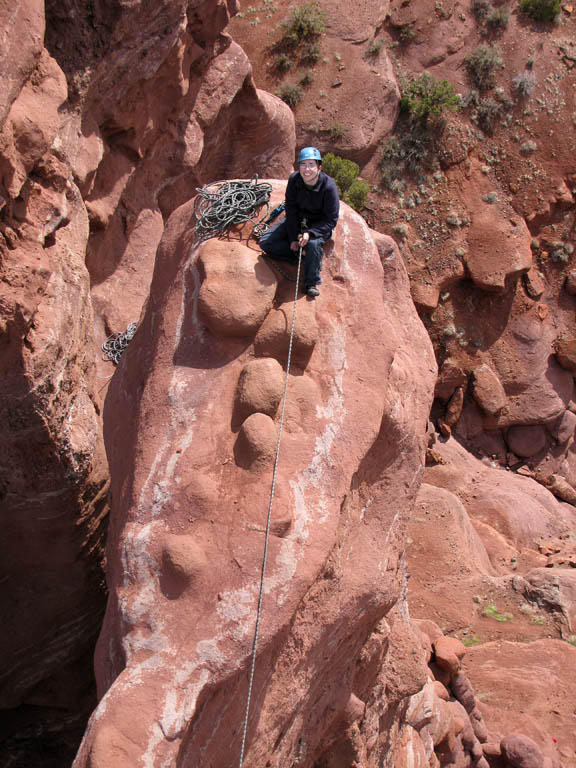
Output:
[299,160,320,185]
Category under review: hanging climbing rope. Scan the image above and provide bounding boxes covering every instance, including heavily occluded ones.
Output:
[101,322,138,365]
[193,175,273,242]
[237,244,304,768]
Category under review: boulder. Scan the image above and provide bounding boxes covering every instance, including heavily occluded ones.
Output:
[433,636,467,677]
[462,160,532,293]
[506,425,547,458]
[435,358,468,401]
[235,357,284,421]
[564,271,576,295]
[472,364,507,416]
[548,410,576,445]
[197,241,277,337]
[501,732,545,768]
[554,338,576,372]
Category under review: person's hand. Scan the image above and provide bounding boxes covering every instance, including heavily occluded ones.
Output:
[298,232,310,247]
[290,240,300,252]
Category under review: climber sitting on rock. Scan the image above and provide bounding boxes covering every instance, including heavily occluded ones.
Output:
[259,147,339,297]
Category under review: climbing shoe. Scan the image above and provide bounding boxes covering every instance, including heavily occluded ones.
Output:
[306,286,320,297]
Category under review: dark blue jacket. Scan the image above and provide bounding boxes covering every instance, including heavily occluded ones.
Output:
[285,170,340,243]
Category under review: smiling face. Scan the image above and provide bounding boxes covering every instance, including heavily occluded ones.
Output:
[299,160,320,186]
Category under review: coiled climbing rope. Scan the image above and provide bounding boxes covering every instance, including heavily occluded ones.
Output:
[237,245,304,768]
[193,175,272,242]
[101,322,137,365]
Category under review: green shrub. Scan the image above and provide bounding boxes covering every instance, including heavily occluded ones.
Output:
[482,603,513,622]
[399,24,416,43]
[343,178,370,211]
[328,123,345,140]
[322,153,369,211]
[302,41,321,62]
[299,68,315,86]
[322,153,359,192]
[380,128,437,187]
[519,0,561,21]
[277,82,303,107]
[274,53,292,72]
[512,69,536,97]
[487,6,510,27]
[280,2,327,46]
[366,39,383,57]
[465,43,502,90]
[476,97,503,133]
[472,0,491,19]
[399,73,461,122]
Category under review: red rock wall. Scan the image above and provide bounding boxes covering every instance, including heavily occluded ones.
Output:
[72,186,437,767]
[0,0,294,763]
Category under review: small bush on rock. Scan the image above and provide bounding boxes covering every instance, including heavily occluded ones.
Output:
[476,97,503,134]
[302,41,321,62]
[513,69,536,97]
[519,0,561,21]
[400,73,461,122]
[322,153,370,211]
[277,82,303,107]
[465,43,503,90]
[487,6,510,28]
[366,39,383,57]
[472,0,491,19]
[280,2,327,46]
[274,54,292,72]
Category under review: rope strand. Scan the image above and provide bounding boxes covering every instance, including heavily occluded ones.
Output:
[193,176,272,242]
[238,246,304,768]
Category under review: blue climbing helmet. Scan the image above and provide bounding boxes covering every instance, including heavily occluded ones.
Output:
[298,146,322,163]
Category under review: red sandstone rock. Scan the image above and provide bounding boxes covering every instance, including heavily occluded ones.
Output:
[0,48,67,200]
[554,337,576,372]
[472,363,507,416]
[462,160,532,293]
[235,411,278,470]
[535,473,576,505]
[439,385,464,437]
[0,10,112,761]
[501,732,546,768]
[482,312,574,429]
[548,409,576,445]
[415,618,445,645]
[434,636,467,676]
[465,640,573,766]
[197,240,277,337]
[235,357,284,422]
[0,0,45,127]
[435,357,468,401]
[506,425,547,458]
[522,569,576,636]
[565,271,576,295]
[434,680,450,701]
[424,438,575,550]
[523,267,545,299]
[73,188,437,767]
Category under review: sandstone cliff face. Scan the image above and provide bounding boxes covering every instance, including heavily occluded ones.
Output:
[3,0,576,765]
[72,187,437,767]
[0,0,294,763]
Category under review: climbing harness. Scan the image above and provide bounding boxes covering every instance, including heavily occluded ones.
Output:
[260,212,307,284]
[238,245,304,768]
[252,202,286,240]
[193,175,273,242]
[101,322,137,365]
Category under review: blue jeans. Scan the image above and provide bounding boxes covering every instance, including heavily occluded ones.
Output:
[259,220,325,288]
